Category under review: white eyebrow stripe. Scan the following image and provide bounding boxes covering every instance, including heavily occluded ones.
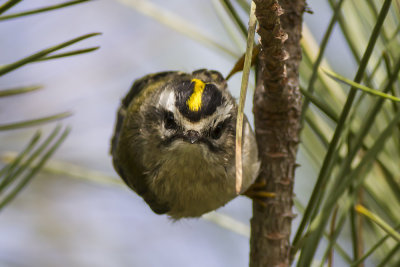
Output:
[158,90,175,110]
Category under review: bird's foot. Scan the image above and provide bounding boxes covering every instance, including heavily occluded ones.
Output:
[242,180,275,207]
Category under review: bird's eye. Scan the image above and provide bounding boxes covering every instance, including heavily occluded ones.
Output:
[164,111,178,130]
[211,122,224,139]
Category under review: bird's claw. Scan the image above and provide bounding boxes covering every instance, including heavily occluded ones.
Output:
[242,180,275,207]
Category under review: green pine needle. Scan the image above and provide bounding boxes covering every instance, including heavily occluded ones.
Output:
[355,205,400,242]
[0,0,92,21]
[0,112,72,131]
[0,85,42,97]
[0,126,70,211]
[323,68,400,102]
[0,0,22,15]
[0,32,101,76]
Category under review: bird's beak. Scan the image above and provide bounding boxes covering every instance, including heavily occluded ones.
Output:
[186,130,200,144]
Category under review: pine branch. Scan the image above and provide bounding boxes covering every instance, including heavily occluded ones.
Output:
[250,1,305,266]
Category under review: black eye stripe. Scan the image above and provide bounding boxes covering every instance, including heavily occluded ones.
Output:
[211,123,223,139]
[210,118,231,139]
[164,111,178,130]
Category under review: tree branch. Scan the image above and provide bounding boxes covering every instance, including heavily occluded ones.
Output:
[250,1,305,266]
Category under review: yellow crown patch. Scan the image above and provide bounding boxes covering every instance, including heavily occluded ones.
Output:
[187,79,206,112]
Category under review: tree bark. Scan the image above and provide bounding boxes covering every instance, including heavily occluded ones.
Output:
[250,1,305,267]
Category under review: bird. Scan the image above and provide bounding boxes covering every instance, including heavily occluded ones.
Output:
[111,69,260,219]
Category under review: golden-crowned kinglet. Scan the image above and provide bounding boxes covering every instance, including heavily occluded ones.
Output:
[111,69,260,219]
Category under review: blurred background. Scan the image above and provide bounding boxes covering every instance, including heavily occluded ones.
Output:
[0,0,367,266]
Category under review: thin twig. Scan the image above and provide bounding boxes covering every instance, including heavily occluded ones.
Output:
[235,1,256,194]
